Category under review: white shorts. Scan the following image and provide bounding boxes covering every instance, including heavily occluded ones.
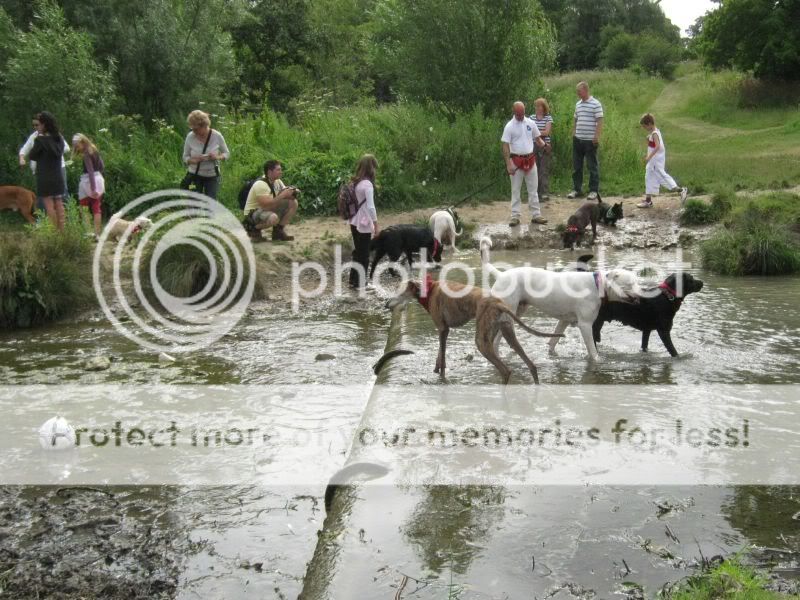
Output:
[78,172,105,200]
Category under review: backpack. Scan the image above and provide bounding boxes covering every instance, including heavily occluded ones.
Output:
[337,180,366,220]
[238,177,262,211]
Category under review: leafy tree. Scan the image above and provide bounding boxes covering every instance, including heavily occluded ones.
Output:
[697,0,800,80]
[634,35,679,78]
[2,0,116,135]
[230,0,317,113]
[374,0,556,116]
[60,0,239,120]
[600,31,637,69]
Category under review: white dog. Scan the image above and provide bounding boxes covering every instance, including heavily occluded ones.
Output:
[107,214,153,242]
[429,207,463,252]
[480,237,639,361]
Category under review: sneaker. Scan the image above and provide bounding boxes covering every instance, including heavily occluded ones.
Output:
[509,216,521,227]
[566,190,580,199]
[540,194,550,201]
[531,216,548,225]
[680,187,688,207]
[587,191,598,201]
[637,200,653,208]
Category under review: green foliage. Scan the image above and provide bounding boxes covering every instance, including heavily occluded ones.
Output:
[0,201,94,328]
[701,193,800,276]
[374,0,556,116]
[697,0,800,81]
[1,0,116,135]
[668,557,791,600]
[60,0,239,121]
[633,35,680,79]
[680,199,720,226]
[600,32,637,69]
[542,0,680,72]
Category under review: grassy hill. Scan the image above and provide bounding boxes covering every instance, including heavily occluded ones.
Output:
[542,63,800,196]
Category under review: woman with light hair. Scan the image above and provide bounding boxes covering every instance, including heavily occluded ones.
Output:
[348,154,380,289]
[181,110,230,200]
[72,133,106,238]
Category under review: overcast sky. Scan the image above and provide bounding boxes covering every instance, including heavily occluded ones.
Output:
[660,0,717,35]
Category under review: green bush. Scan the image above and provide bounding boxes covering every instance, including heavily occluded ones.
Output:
[600,33,637,70]
[700,193,800,275]
[633,36,679,79]
[681,199,720,225]
[669,556,786,600]
[0,202,94,328]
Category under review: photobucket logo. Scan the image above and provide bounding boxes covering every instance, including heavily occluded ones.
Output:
[289,244,694,310]
[92,190,256,352]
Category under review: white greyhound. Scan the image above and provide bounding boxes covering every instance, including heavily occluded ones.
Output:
[480,237,640,361]
[429,207,463,252]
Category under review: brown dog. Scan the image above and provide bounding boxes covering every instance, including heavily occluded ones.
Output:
[0,186,36,224]
[385,275,562,384]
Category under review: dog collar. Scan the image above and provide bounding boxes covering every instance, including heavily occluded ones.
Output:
[567,226,579,233]
[658,281,682,307]
[605,207,615,219]
[418,274,435,311]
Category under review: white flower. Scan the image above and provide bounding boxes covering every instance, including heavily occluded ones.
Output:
[99,128,109,133]
[428,127,433,132]
[422,180,427,186]
[425,155,429,161]
[199,101,206,105]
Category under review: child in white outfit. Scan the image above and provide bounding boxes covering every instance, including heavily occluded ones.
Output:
[638,113,687,208]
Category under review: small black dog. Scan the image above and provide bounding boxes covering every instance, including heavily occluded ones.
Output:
[592,272,704,356]
[369,225,443,278]
[599,201,623,226]
[563,195,614,250]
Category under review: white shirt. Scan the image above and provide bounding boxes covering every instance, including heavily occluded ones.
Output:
[501,117,541,155]
[19,131,69,173]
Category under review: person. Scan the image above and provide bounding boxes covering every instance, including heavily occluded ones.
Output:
[567,81,603,200]
[19,114,70,209]
[501,101,547,227]
[242,160,299,242]
[182,110,229,200]
[637,113,688,208]
[532,98,554,201]
[348,154,379,289]
[28,111,67,231]
[72,133,106,238]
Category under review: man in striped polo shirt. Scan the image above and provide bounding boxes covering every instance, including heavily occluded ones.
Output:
[568,81,604,200]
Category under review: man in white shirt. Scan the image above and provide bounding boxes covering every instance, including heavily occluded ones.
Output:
[19,116,70,206]
[501,101,547,226]
[567,81,604,200]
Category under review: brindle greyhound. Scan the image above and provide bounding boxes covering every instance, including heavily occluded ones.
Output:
[385,276,562,384]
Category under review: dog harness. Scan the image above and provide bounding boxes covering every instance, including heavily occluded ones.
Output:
[417,274,435,311]
[605,207,616,220]
[511,153,536,172]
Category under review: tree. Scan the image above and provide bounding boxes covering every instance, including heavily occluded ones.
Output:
[374,0,556,116]
[600,31,637,69]
[697,0,800,80]
[2,0,116,135]
[60,0,239,120]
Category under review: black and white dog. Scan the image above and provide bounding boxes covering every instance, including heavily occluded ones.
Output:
[369,225,443,278]
[592,272,704,356]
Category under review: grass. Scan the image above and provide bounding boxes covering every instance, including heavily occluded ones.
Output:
[668,557,795,600]
[0,201,95,328]
[700,192,800,276]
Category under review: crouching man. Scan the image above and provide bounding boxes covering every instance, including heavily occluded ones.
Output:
[243,159,299,242]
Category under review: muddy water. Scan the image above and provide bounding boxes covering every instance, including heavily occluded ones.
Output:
[1,246,799,598]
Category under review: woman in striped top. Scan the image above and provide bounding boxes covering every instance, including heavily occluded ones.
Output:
[532,98,554,201]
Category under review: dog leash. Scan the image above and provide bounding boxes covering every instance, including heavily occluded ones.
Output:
[450,180,497,208]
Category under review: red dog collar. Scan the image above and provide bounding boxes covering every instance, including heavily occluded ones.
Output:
[658,281,682,306]
[566,226,579,233]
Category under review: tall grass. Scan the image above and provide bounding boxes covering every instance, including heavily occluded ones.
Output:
[668,557,788,600]
[0,201,94,328]
[700,193,800,276]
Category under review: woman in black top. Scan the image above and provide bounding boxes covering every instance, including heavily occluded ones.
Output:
[28,111,67,231]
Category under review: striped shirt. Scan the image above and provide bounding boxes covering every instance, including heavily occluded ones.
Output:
[573,97,603,141]
[532,114,553,143]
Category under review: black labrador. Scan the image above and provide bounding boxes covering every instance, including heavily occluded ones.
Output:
[592,272,704,356]
[369,225,443,278]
